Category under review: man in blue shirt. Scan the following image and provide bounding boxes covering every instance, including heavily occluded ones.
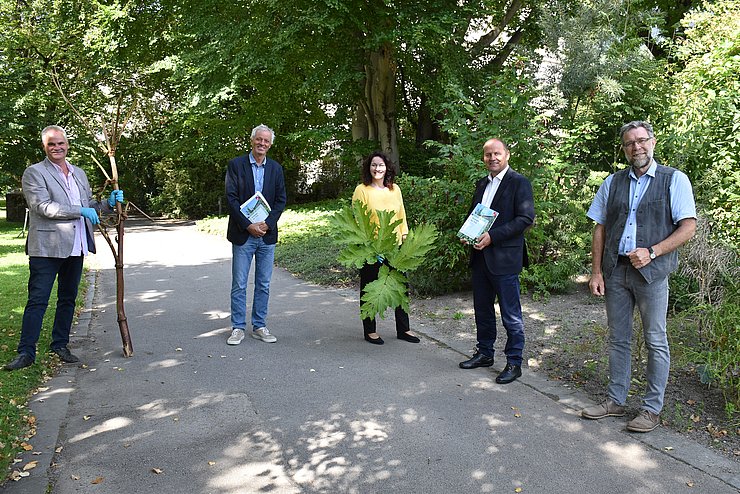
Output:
[581,121,696,432]
[225,124,287,346]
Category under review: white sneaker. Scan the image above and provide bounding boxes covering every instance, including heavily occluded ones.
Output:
[227,328,245,345]
[251,327,277,343]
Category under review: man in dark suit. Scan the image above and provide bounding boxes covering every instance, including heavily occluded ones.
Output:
[4,125,123,371]
[225,124,287,346]
[459,138,535,384]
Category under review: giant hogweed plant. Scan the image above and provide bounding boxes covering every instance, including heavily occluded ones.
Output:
[331,201,438,320]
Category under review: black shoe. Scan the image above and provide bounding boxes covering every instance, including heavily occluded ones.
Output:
[364,334,384,345]
[495,364,522,384]
[52,347,80,363]
[459,352,494,369]
[4,353,34,371]
[397,332,420,343]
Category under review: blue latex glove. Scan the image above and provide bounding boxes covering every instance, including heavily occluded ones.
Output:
[108,189,124,207]
[80,207,100,225]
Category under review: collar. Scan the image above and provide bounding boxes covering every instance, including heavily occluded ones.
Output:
[48,159,74,175]
[487,165,509,182]
[249,152,266,167]
[629,159,657,180]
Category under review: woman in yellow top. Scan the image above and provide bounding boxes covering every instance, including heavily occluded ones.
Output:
[351,151,420,345]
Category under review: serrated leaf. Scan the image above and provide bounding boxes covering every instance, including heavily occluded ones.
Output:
[387,223,438,272]
[337,243,377,269]
[360,265,409,320]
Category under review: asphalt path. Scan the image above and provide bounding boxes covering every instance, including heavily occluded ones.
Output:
[3,219,739,494]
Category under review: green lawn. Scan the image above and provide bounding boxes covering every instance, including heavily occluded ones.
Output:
[0,203,85,481]
[198,199,356,288]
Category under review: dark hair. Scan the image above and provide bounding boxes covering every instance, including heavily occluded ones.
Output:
[361,151,396,190]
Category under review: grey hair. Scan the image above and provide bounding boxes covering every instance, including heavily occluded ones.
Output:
[619,121,654,141]
[251,124,275,144]
[41,125,68,142]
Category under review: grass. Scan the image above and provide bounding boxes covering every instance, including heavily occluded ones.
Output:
[198,199,356,288]
[0,201,86,481]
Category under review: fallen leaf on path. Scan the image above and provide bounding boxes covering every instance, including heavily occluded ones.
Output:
[21,443,33,451]
[23,461,38,471]
[91,476,104,484]
[686,481,694,487]
[515,488,523,493]
[83,415,92,421]
[175,348,182,352]
[55,446,63,453]
[208,461,216,466]
[690,414,701,423]
[686,399,696,405]
[71,475,80,480]
[152,468,163,474]
[664,446,673,451]
[32,451,41,456]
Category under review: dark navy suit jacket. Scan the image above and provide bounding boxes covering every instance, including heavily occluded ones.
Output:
[225,153,287,246]
[469,168,535,275]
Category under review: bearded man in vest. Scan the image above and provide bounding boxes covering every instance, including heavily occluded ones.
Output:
[580,121,697,432]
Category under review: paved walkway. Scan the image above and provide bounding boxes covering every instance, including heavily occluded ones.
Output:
[3,219,739,493]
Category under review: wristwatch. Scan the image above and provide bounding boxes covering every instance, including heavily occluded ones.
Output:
[648,247,657,260]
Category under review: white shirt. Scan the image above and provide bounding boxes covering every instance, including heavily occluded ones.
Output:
[50,161,88,257]
[482,166,509,208]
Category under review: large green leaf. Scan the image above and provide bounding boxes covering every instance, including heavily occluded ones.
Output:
[331,200,439,319]
[386,222,438,273]
[360,265,410,320]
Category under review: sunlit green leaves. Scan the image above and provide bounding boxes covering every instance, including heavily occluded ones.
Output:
[330,199,438,318]
[360,265,409,320]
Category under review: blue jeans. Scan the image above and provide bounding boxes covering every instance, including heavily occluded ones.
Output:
[472,255,525,365]
[605,261,670,414]
[230,236,276,330]
[19,256,84,360]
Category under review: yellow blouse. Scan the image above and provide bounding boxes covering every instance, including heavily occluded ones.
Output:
[352,184,409,243]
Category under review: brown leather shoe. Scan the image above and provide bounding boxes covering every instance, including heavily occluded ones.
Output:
[581,398,626,419]
[626,410,661,432]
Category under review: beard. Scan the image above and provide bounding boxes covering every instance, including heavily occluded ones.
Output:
[629,153,652,170]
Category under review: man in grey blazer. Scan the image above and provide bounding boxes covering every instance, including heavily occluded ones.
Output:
[4,125,124,371]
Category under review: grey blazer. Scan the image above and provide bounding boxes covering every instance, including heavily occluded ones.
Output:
[22,158,107,258]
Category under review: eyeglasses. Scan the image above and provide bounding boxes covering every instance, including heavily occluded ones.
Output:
[623,137,653,149]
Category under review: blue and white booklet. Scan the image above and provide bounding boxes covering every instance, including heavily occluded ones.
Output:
[457,203,499,243]
[240,191,271,223]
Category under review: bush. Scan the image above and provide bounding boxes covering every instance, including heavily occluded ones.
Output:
[671,216,740,412]
[396,175,471,295]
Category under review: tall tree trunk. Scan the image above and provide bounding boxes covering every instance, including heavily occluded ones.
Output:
[367,43,399,169]
[351,43,400,170]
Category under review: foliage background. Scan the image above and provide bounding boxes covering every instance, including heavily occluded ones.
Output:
[0,0,737,432]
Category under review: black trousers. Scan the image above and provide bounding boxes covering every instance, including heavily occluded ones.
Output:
[359,261,410,336]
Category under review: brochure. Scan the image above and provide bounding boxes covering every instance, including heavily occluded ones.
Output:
[457,203,499,243]
[240,191,271,223]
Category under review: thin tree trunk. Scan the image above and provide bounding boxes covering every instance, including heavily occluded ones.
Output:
[108,154,133,357]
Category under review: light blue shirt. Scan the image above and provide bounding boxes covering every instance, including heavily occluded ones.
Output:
[587,160,696,255]
[249,152,265,193]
